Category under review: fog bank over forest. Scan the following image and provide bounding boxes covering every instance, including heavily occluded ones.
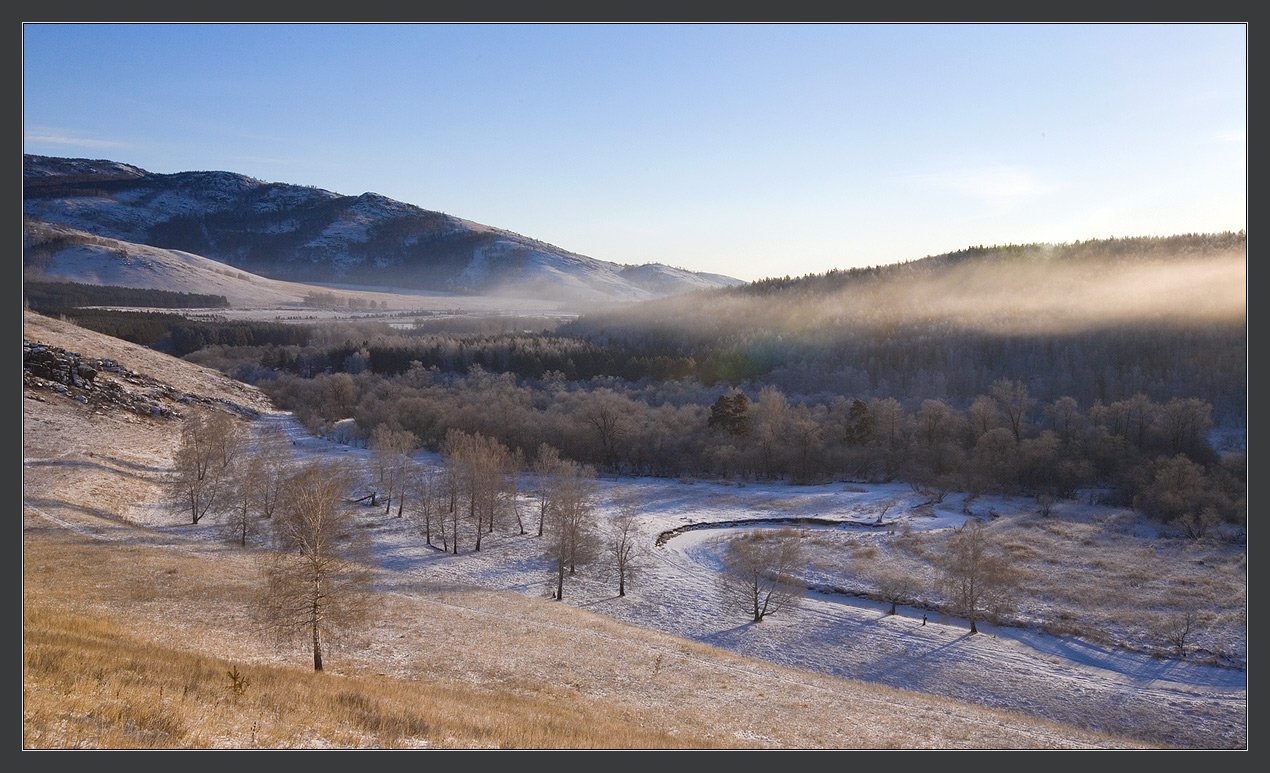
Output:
[570,234,1247,340]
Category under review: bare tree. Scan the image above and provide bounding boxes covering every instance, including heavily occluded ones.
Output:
[971,428,1019,495]
[1156,605,1205,660]
[1154,397,1213,457]
[990,378,1034,443]
[220,452,265,547]
[219,422,297,545]
[716,528,805,623]
[167,410,245,525]
[580,389,631,470]
[543,460,599,601]
[1044,395,1085,449]
[441,429,517,552]
[870,561,920,616]
[258,459,372,672]
[1178,506,1223,541]
[937,521,1021,634]
[750,386,792,479]
[967,394,1003,440]
[531,443,566,537]
[434,461,464,555]
[369,425,417,516]
[1135,454,1215,525]
[507,446,527,536]
[251,422,294,521]
[405,462,440,548]
[608,505,641,597]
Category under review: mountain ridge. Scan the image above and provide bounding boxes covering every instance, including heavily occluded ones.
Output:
[23,154,743,304]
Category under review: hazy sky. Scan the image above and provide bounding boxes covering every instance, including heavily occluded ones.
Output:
[22,23,1246,282]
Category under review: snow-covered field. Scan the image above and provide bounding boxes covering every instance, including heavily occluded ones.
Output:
[122,411,1247,750]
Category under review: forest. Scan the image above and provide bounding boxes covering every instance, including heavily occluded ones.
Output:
[23,279,230,313]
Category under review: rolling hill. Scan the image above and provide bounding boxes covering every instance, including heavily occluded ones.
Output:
[22,154,742,305]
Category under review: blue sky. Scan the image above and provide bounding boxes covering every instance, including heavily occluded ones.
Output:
[23,23,1246,282]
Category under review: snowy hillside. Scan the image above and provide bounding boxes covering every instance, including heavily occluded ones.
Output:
[23,154,744,304]
[109,411,1250,750]
[23,221,308,307]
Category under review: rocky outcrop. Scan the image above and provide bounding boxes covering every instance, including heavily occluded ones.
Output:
[23,340,260,420]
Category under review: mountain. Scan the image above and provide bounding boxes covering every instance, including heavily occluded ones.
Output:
[22,154,743,305]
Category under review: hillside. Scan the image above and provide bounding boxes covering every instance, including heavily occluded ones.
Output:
[20,220,568,318]
[22,310,1156,749]
[557,232,1248,424]
[565,233,1247,338]
[22,154,743,305]
[23,220,312,308]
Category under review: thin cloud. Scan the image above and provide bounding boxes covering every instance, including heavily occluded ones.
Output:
[24,132,129,150]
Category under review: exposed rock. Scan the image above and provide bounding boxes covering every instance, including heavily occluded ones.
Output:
[24,338,266,423]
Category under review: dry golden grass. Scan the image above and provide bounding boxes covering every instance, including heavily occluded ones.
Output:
[23,529,730,750]
[24,598,722,749]
[24,528,1142,750]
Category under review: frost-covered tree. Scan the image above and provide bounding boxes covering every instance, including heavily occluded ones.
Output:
[258,459,372,672]
[871,562,920,616]
[441,429,517,552]
[608,506,641,597]
[990,378,1034,443]
[369,424,417,517]
[937,521,1021,634]
[167,410,245,525]
[543,460,600,601]
[716,528,805,623]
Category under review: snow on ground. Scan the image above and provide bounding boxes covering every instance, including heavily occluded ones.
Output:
[122,411,1248,750]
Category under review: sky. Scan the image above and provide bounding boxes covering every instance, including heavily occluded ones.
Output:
[22,23,1247,282]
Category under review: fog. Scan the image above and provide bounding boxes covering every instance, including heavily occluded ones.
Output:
[582,240,1247,342]
[828,252,1248,335]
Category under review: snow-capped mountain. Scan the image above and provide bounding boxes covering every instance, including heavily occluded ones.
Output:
[23,154,743,304]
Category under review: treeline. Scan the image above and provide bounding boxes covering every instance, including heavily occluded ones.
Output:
[23,280,229,313]
[247,364,1245,536]
[302,290,391,310]
[183,316,1246,427]
[730,232,1248,297]
[557,233,1247,424]
[50,309,313,357]
[186,330,692,384]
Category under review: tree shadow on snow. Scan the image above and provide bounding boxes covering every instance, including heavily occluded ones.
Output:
[701,621,762,646]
